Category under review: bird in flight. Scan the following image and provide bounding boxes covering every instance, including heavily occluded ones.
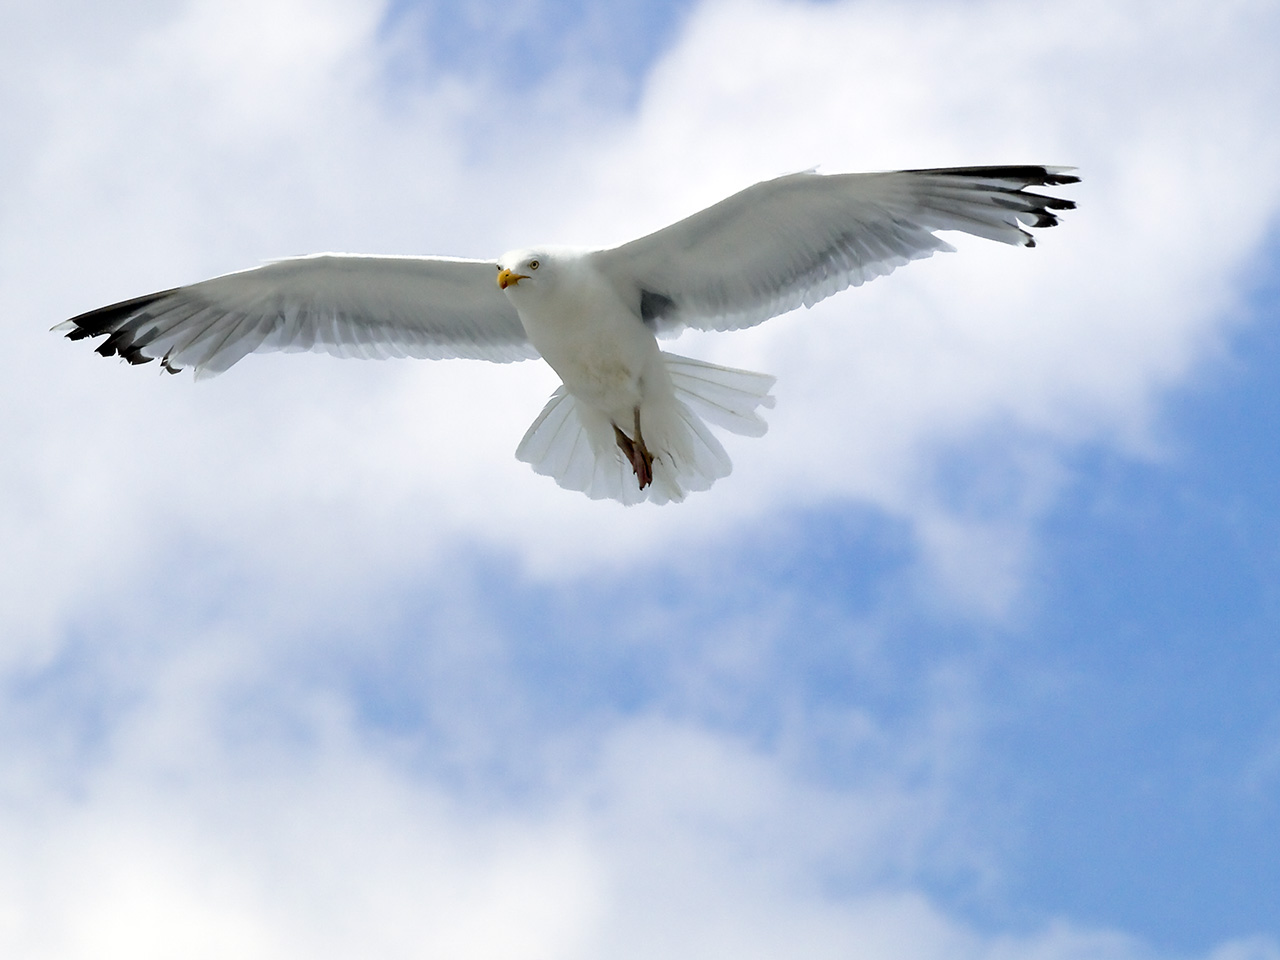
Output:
[59,165,1077,504]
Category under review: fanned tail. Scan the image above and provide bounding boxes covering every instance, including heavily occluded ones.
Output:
[665,353,776,437]
[515,352,776,505]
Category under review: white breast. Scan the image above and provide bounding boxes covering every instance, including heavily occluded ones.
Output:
[507,253,665,423]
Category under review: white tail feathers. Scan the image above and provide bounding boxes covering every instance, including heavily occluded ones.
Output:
[515,352,776,505]
[665,354,775,437]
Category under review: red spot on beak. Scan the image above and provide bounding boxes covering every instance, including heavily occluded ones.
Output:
[497,268,529,290]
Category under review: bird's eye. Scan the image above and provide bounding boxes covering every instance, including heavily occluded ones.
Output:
[529,259,540,270]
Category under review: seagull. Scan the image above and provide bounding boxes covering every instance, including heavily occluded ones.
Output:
[59,165,1077,504]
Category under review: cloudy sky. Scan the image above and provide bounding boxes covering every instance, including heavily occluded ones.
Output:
[2,0,1279,956]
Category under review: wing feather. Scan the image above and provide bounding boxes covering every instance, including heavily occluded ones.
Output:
[58,253,537,376]
[590,165,1078,334]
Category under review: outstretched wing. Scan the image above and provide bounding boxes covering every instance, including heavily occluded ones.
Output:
[590,165,1078,335]
[58,253,538,377]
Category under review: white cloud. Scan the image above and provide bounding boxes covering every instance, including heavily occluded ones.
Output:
[9,0,1278,631]
[5,0,1279,634]
[2,661,1260,959]
[2,0,1279,955]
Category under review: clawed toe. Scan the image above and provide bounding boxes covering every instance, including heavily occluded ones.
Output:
[613,408,654,489]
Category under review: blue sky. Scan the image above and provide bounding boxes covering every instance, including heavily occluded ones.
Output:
[1007,254,1280,948]
[2,0,1279,957]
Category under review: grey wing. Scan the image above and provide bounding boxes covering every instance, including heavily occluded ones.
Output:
[590,165,1079,335]
[58,253,538,377]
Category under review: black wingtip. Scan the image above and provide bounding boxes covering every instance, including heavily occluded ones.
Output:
[910,164,1079,243]
[62,289,176,339]
[60,288,179,365]
[909,164,1081,187]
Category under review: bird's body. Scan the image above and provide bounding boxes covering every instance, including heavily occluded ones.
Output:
[58,165,1078,504]
[502,247,657,424]
[497,246,720,501]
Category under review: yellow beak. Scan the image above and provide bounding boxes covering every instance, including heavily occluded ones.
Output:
[497,268,529,290]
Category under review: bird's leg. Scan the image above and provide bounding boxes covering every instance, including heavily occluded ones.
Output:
[632,407,654,488]
[611,424,644,487]
[613,407,654,489]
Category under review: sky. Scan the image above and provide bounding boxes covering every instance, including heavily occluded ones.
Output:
[1,0,1279,957]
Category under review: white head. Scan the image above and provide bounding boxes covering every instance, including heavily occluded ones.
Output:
[496,248,550,294]
[495,246,593,300]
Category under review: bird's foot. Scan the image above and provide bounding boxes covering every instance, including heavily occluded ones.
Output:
[613,408,654,490]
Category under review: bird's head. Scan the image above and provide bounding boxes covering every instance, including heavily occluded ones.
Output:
[496,250,547,293]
